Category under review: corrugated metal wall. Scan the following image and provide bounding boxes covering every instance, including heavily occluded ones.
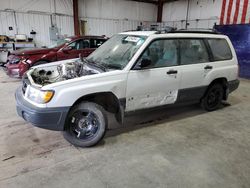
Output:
[0,0,157,47]
[162,0,222,29]
[0,10,73,47]
[83,18,154,37]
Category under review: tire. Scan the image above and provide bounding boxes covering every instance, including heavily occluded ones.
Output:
[201,83,224,111]
[63,102,107,147]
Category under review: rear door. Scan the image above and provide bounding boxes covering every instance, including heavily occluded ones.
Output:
[177,38,212,103]
[79,39,93,57]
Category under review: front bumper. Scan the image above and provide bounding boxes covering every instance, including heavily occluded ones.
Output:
[15,87,70,131]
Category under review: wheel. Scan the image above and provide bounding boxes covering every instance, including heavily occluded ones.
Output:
[201,83,224,111]
[63,102,107,147]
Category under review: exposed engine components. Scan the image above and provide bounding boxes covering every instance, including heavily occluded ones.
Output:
[31,59,100,86]
[57,61,84,79]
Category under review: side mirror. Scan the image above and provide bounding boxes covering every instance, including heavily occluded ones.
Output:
[62,46,73,52]
[139,58,152,68]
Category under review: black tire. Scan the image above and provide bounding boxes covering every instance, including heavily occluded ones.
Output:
[201,83,224,111]
[63,102,107,147]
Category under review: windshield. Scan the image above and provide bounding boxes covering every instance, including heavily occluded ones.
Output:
[48,38,72,48]
[86,34,147,70]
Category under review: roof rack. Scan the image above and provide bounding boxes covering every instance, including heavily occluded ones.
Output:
[154,26,177,34]
[133,24,220,34]
[168,28,221,34]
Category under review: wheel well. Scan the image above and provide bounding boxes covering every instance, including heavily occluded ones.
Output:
[65,92,124,130]
[72,92,121,114]
[208,77,228,100]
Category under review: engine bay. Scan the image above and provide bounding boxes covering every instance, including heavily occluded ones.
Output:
[30,59,102,86]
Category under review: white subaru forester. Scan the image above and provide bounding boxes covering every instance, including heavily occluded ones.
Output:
[16,30,240,147]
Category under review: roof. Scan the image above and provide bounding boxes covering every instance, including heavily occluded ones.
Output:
[67,35,108,40]
[119,31,157,36]
[120,29,224,38]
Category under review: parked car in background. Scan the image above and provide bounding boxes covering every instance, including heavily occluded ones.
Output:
[6,35,107,77]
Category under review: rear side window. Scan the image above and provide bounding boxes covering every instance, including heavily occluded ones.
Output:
[180,39,209,65]
[207,39,232,61]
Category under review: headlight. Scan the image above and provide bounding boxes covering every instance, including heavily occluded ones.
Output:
[27,86,54,104]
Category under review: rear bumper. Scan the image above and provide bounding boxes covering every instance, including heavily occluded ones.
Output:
[228,79,240,93]
[15,87,70,131]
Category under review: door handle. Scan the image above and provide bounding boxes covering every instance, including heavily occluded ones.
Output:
[204,65,213,70]
[167,70,178,75]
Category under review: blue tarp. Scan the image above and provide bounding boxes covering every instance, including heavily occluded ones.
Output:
[215,24,250,79]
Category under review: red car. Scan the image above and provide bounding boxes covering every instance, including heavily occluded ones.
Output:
[6,35,107,77]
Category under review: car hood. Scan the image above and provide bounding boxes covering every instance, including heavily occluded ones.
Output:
[11,48,55,56]
[26,58,107,87]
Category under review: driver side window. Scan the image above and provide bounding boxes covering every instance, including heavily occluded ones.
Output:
[138,39,178,68]
[68,39,90,50]
[68,40,79,50]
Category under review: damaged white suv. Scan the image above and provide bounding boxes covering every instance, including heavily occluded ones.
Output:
[16,30,239,147]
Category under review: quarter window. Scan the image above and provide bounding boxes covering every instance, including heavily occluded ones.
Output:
[208,39,232,61]
[137,39,178,68]
[180,39,209,65]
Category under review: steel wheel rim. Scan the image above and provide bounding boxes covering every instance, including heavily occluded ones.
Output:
[207,88,221,108]
[69,110,100,140]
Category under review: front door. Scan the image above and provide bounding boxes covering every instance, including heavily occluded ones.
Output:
[125,39,181,112]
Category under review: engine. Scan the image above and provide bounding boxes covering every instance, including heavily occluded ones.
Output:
[58,61,84,79]
[31,60,99,86]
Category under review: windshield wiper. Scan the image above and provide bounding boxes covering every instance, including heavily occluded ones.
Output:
[101,63,122,70]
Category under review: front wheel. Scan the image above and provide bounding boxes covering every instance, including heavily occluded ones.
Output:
[201,83,224,111]
[63,102,107,147]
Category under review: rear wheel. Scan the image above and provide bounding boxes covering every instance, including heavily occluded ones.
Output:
[63,102,107,147]
[201,83,224,111]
